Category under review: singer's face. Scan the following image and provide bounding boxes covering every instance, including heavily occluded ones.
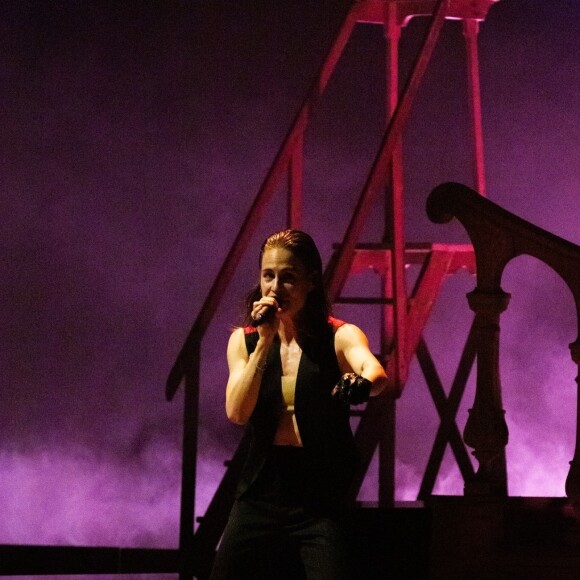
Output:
[260,247,313,318]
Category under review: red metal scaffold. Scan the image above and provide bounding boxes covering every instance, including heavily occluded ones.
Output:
[164,0,501,577]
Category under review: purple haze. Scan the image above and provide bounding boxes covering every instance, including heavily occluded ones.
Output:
[1,0,580,549]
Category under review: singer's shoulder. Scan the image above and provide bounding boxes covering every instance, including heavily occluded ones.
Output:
[227,326,257,355]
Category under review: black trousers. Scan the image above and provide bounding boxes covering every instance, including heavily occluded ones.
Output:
[209,446,350,580]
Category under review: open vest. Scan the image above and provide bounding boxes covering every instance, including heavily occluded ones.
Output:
[237,318,357,509]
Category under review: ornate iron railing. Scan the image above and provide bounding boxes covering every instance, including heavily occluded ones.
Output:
[427,182,580,503]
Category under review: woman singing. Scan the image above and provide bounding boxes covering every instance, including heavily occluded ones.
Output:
[210,229,390,580]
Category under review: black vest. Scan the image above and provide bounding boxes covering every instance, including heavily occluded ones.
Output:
[237,321,357,509]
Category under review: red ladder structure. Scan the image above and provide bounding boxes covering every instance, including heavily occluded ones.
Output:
[164,0,500,577]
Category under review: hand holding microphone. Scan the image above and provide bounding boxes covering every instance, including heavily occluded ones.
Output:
[251,306,275,327]
[251,298,279,327]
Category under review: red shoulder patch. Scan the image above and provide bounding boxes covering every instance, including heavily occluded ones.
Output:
[328,316,346,329]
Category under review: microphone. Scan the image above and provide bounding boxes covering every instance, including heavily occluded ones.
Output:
[251,305,276,327]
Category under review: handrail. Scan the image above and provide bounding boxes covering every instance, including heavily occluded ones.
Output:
[427,182,580,295]
[427,182,580,500]
[324,0,449,302]
[165,3,358,402]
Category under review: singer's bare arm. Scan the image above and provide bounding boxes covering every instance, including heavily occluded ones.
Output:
[334,323,390,397]
[225,327,273,425]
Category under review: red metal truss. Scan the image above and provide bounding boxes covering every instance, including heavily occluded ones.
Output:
[167,0,500,575]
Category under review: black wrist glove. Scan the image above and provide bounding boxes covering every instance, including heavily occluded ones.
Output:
[331,373,372,405]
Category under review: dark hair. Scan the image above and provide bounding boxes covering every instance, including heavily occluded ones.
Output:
[244,229,332,338]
